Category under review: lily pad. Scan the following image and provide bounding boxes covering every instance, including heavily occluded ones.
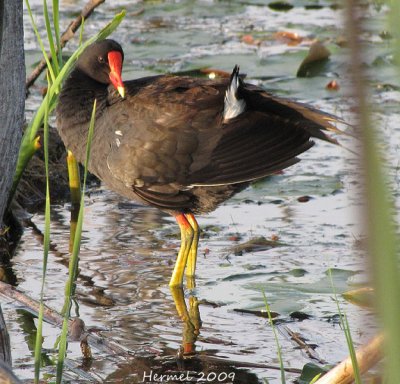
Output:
[297,363,330,384]
[342,287,375,308]
[268,1,294,11]
[226,236,284,256]
[297,41,331,78]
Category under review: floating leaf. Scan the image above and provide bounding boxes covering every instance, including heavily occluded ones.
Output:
[297,41,331,78]
[289,311,312,320]
[227,236,283,256]
[342,287,375,309]
[268,1,294,11]
[297,363,330,384]
[289,268,307,278]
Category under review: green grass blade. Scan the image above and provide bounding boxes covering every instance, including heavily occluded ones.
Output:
[56,314,69,383]
[298,363,329,384]
[342,313,359,380]
[33,74,52,384]
[56,99,97,383]
[25,0,56,84]
[374,4,400,383]
[7,135,41,210]
[345,1,400,381]
[309,373,322,384]
[262,292,286,384]
[328,269,361,384]
[52,0,62,66]
[365,109,400,382]
[79,17,85,46]
[43,0,59,76]
[386,0,400,65]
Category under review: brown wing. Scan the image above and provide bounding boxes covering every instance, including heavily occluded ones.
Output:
[104,72,340,210]
[186,84,340,186]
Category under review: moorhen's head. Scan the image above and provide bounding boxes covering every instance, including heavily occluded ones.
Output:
[76,39,125,98]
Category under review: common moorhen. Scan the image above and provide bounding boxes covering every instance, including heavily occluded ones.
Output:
[56,39,340,287]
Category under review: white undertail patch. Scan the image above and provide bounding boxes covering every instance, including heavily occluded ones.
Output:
[223,66,246,121]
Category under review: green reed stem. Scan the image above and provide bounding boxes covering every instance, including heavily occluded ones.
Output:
[43,0,59,76]
[25,0,56,83]
[345,1,400,382]
[52,0,62,66]
[33,74,52,384]
[262,292,286,384]
[328,269,361,384]
[79,16,85,45]
[56,99,97,383]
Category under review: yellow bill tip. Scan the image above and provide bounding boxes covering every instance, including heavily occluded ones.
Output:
[117,86,125,99]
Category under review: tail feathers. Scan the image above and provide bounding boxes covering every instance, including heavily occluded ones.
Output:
[223,65,246,120]
[294,110,358,155]
[269,96,353,145]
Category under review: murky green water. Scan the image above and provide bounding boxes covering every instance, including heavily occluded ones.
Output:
[3,0,398,383]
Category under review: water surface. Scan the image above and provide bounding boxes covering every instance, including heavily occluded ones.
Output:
[4,1,397,382]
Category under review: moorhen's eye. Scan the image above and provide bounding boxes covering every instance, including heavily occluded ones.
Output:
[98,56,105,64]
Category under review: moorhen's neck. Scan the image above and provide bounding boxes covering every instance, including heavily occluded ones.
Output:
[56,67,116,171]
[57,68,110,125]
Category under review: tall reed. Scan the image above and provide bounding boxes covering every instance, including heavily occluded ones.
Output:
[346,0,400,382]
[24,1,125,381]
[56,100,97,383]
[329,269,361,384]
[262,292,286,384]
[33,73,52,383]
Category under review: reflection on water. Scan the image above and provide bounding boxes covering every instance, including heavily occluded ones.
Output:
[170,284,201,356]
[6,178,373,382]
[5,0,398,382]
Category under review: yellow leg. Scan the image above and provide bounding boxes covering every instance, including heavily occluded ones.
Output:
[185,213,199,280]
[169,213,194,287]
